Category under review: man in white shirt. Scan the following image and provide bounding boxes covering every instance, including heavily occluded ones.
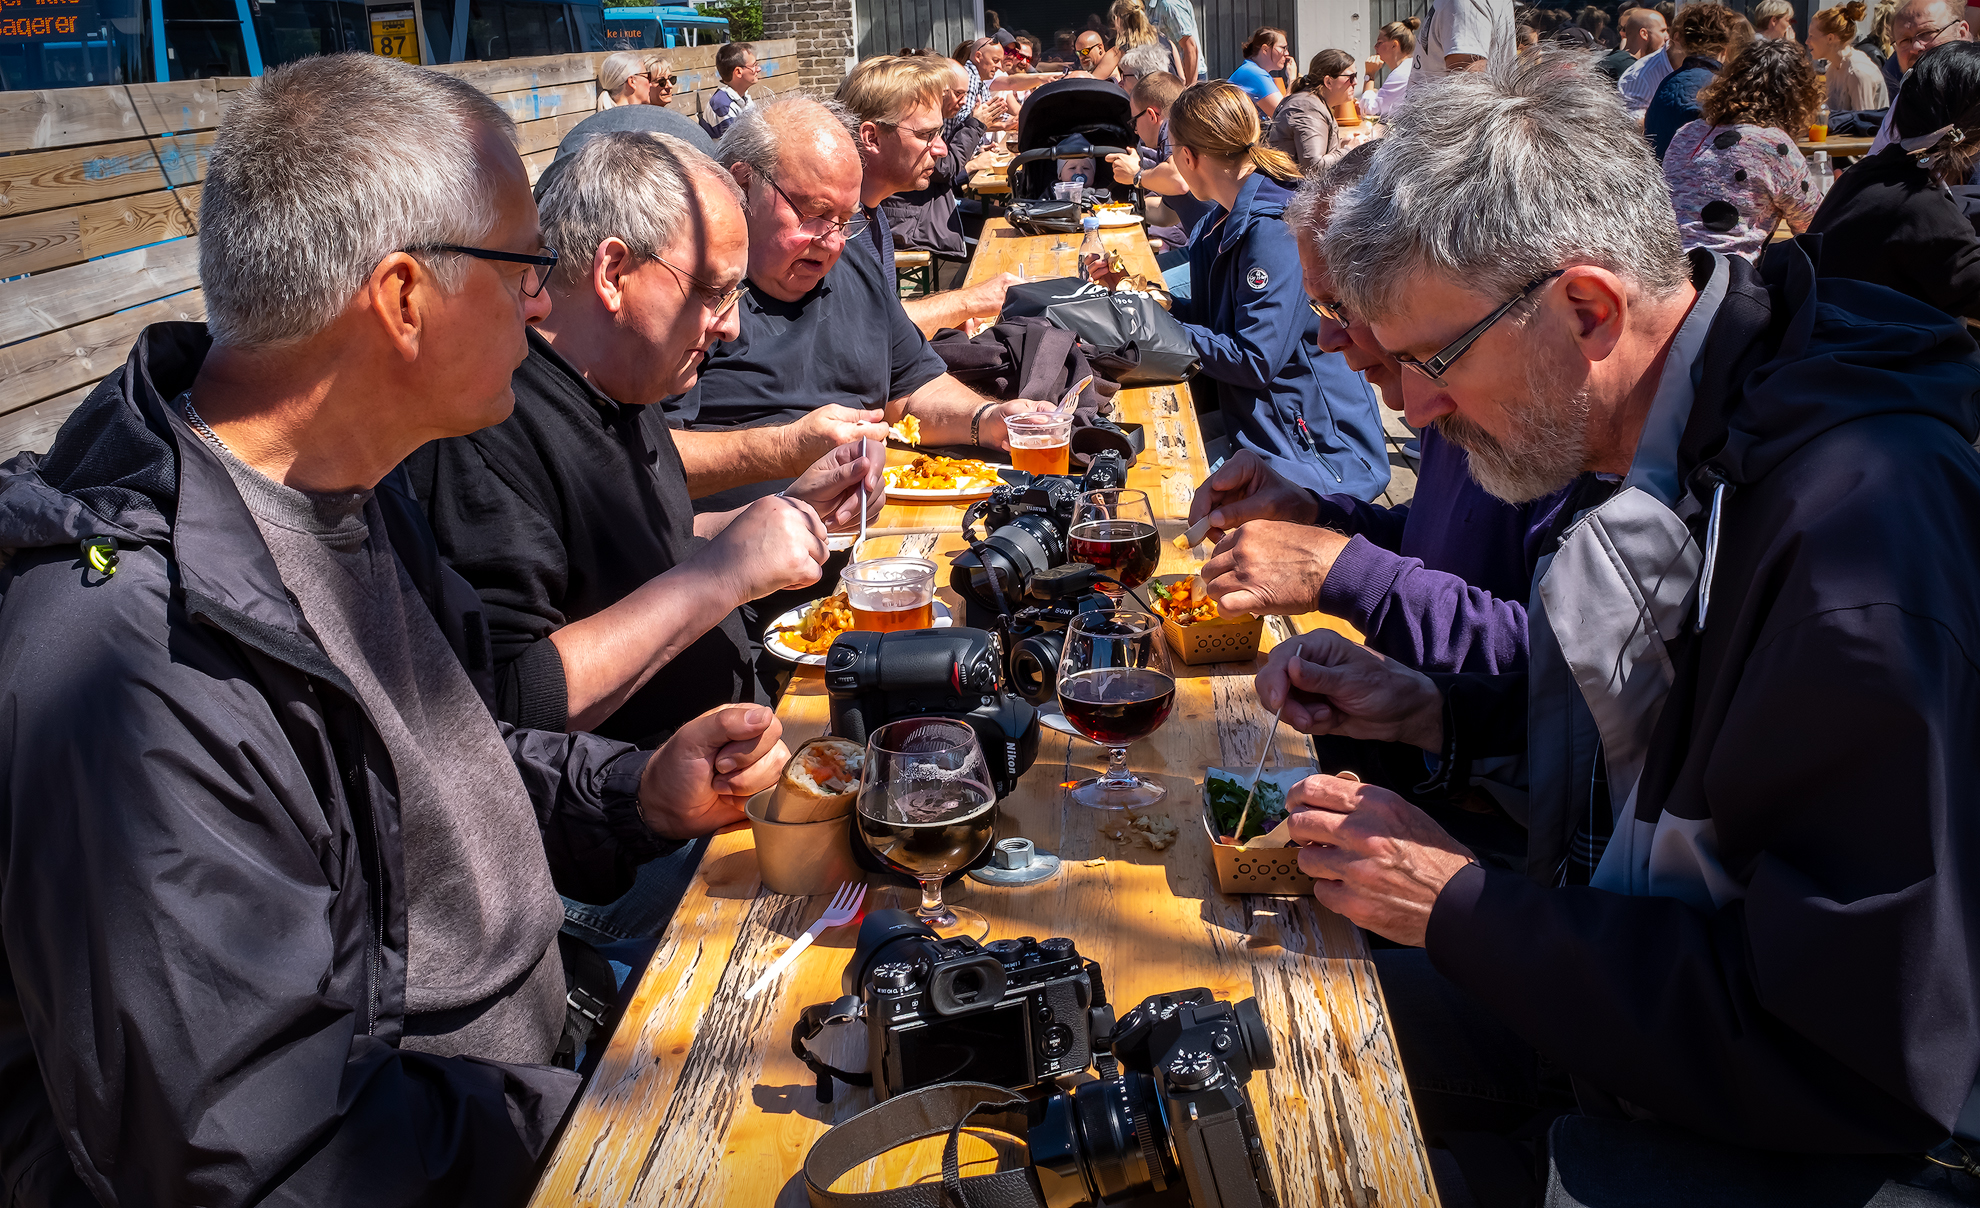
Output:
[1407,0,1516,94]
[1616,34,1678,112]
[1867,0,1971,152]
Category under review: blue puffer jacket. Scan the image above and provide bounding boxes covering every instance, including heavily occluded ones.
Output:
[1173,171,1391,501]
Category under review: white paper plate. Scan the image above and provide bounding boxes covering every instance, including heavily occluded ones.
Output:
[764,600,953,666]
[881,464,1006,501]
[1092,210,1146,228]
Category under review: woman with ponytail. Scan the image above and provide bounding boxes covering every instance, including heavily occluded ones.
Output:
[1165,83,1389,500]
[1267,49,1357,172]
[1364,17,1418,116]
[1808,1,1888,111]
[1809,40,1980,319]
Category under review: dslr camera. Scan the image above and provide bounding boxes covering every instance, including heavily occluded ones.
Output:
[951,451,1128,625]
[797,908,1112,1100]
[825,627,1041,798]
[1028,987,1280,1208]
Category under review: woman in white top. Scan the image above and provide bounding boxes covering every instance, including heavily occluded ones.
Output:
[1363,17,1417,116]
[1808,1,1890,112]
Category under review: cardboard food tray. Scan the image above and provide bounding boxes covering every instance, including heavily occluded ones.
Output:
[1201,766,1317,897]
[1151,574,1264,666]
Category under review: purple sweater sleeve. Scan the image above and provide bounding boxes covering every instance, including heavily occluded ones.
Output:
[1314,538,1530,674]
[1309,490,1410,548]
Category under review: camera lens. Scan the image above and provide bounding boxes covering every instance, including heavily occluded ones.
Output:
[1008,634,1061,704]
[1030,1072,1176,1206]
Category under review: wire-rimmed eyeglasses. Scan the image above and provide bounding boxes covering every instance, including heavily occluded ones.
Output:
[758,171,869,242]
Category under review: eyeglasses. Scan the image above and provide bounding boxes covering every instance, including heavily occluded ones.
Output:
[759,171,869,241]
[1330,71,1358,82]
[878,118,946,145]
[1895,17,1962,48]
[1391,270,1563,386]
[653,252,746,316]
[1308,296,1350,326]
[412,242,559,297]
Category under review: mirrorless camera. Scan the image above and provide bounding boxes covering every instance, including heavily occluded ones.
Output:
[825,627,1041,798]
[1030,987,1280,1208]
[992,562,1118,704]
[951,451,1128,623]
[805,908,1113,1101]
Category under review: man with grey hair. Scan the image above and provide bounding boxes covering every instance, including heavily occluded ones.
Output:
[0,54,790,1205]
[1262,51,1980,1201]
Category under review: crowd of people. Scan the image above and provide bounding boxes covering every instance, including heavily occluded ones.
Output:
[0,2,1976,1206]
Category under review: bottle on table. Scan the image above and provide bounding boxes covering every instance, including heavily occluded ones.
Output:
[1809,149,1833,198]
[1808,101,1830,143]
[1079,215,1108,284]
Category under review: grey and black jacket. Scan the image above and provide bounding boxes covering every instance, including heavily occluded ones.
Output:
[0,323,671,1207]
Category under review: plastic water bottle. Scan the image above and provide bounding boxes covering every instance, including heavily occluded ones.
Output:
[1809,149,1833,199]
[1079,216,1108,283]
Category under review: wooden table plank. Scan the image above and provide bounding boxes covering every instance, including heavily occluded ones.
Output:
[530,228,1430,1208]
[1796,135,1873,157]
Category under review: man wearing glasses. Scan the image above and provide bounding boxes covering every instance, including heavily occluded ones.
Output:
[1868,0,1972,156]
[0,56,792,1204]
[840,55,1022,336]
[1256,55,1980,1202]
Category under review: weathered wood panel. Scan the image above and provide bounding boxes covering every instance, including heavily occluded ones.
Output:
[0,86,142,155]
[0,187,195,277]
[0,236,201,346]
[0,138,167,219]
[0,289,203,409]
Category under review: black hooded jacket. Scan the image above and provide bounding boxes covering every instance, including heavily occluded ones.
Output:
[0,325,669,1207]
[1425,246,1980,1154]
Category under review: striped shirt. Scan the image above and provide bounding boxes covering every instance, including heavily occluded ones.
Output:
[1618,47,1676,112]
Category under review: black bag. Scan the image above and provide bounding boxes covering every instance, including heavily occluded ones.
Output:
[1000,274,1115,319]
[925,318,1137,468]
[1004,200,1085,234]
[1044,291,1200,386]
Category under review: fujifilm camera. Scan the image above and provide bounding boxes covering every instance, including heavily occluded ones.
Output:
[950,451,1128,626]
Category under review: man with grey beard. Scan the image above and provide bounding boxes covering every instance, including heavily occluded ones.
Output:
[1256,50,1980,1206]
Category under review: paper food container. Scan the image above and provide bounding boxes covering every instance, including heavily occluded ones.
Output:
[1152,575,1264,666]
[1201,766,1317,897]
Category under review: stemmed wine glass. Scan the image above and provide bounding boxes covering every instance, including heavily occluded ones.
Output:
[856,718,998,940]
[1068,489,1161,595]
[1056,610,1176,809]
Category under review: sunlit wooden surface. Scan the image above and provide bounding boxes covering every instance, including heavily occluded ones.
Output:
[527,228,1430,1208]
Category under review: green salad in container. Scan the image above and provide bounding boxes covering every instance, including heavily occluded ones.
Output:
[1205,771,1286,843]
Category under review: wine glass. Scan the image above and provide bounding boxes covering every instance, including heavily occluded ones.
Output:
[1056,610,1176,809]
[1069,489,1161,595]
[857,718,998,940]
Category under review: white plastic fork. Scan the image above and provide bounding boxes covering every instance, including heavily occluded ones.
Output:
[741,881,867,1001]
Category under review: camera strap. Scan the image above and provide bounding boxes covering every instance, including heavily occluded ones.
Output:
[793,997,873,1100]
[803,1081,1049,1208]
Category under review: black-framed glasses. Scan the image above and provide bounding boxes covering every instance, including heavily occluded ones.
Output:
[1895,17,1962,47]
[758,171,869,241]
[413,243,559,297]
[1392,270,1563,386]
[1308,295,1350,326]
[652,252,746,316]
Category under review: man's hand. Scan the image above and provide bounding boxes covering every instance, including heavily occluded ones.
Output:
[968,398,1057,450]
[1201,522,1349,616]
[639,703,787,839]
[951,272,1022,322]
[783,439,885,532]
[1284,774,1477,946]
[697,495,829,604]
[779,405,891,476]
[1187,449,1320,543]
[1256,629,1443,748]
[1108,151,1140,185]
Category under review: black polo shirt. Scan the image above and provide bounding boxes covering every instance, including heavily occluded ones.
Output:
[665,240,947,511]
[405,329,761,747]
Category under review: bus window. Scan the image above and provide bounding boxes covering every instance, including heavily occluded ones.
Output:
[162,0,249,77]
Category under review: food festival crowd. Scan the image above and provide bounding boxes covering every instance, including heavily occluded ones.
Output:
[0,0,1976,1204]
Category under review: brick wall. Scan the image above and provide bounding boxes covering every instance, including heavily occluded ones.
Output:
[762,0,854,92]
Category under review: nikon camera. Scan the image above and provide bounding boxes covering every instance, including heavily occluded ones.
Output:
[827,909,1112,1101]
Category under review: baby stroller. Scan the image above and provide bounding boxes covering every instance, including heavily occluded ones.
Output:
[1005,77,1142,208]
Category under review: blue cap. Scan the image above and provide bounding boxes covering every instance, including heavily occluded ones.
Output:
[1082,215,1100,230]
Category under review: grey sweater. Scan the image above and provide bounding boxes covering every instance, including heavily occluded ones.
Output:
[207,428,567,1065]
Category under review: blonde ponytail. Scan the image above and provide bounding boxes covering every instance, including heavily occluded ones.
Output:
[1170,82,1300,181]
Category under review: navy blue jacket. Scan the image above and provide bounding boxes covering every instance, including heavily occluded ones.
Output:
[1173,172,1391,501]
[1645,54,1722,160]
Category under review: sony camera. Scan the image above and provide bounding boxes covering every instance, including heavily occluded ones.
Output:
[817,909,1114,1101]
[1029,988,1280,1208]
[951,451,1128,625]
[825,627,1041,798]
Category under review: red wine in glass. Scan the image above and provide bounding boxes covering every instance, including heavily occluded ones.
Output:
[1057,667,1177,744]
[1069,520,1162,589]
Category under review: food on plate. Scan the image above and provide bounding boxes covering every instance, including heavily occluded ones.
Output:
[1206,771,1286,844]
[888,415,921,446]
[772,591,853,655]
[1094,200,1134,214]
[883,454,1001,493]
[1149,577,1223,625]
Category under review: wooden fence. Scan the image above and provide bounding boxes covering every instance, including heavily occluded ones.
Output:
[0,39,800,453]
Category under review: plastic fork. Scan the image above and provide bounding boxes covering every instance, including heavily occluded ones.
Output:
[741,881,867,1001]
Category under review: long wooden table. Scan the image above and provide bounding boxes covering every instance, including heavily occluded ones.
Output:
[528,226,1436,1208]
[1796,134,1874,157]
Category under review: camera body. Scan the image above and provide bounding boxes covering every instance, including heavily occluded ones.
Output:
[845,910,1111,1101]
[991,563,1119,704]
[825,628,1041,799]
[1030,988,1279,1208]
[951,453,1128,622]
